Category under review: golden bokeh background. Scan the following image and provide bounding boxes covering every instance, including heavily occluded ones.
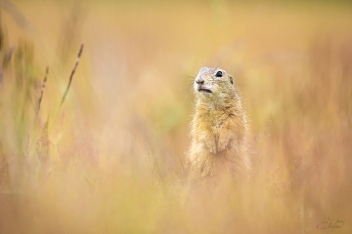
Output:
[0,0,351,233]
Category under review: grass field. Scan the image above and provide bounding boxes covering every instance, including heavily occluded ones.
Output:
[0,0,352,233]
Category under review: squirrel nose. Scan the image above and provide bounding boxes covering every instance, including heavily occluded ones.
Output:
[195,78,204,85]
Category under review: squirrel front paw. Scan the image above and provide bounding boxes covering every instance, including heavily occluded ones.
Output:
[217,134,230,152]
[205,136,217,154]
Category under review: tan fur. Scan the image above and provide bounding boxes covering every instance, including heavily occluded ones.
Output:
[188,67,250,180]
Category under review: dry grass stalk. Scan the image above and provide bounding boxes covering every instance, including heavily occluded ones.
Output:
[37,66,48,112]
[59,43,84,108]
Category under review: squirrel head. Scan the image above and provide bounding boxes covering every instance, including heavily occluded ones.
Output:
[193,67,235,101]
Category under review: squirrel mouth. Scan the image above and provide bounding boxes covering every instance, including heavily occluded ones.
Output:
[198,88,212,93]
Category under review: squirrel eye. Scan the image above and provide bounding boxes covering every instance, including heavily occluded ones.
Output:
[215,71,223,77]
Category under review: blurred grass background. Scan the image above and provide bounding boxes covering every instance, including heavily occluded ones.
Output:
[0,0,352,233]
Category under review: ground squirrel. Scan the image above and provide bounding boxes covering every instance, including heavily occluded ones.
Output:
[188,67,250,180]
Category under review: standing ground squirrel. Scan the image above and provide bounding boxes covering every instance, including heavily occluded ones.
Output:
[188,67,251,180]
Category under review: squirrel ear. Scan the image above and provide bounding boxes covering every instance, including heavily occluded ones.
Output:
[229,76,233,85]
